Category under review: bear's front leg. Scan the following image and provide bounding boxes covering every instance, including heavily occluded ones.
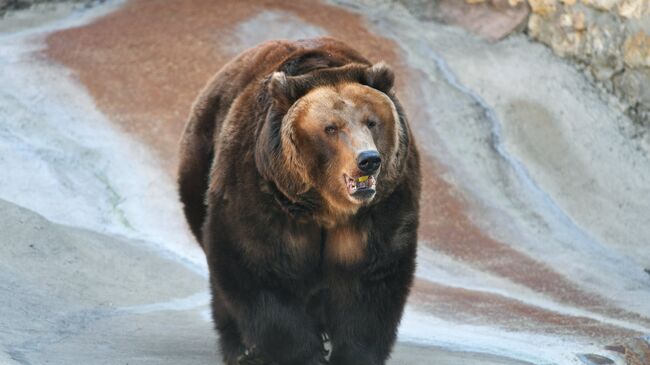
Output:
[234,290,327,365]
[204,206,328,364]
[325,251,415,365]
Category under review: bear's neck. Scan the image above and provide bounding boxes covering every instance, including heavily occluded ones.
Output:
[265,180,319,219]
[265,180,363,228]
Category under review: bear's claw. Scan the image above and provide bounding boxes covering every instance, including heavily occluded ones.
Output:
[237,333,331,365]
[237,346,273,365]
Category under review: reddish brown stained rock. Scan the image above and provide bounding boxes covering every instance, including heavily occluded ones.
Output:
[436,0,531,42]
[620,337,650,365]
[412,278,642,342]
[46,0,403,172]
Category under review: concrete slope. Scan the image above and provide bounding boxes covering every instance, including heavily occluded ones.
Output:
[0,199,217,365]
[1,0,649,364]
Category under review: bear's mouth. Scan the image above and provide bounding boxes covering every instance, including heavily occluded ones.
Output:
[343,174,376,200]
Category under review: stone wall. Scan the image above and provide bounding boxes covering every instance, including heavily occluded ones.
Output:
[397,0,650,128]
[527,0,650,127]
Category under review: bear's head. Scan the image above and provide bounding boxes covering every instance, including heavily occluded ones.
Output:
[256,63,409,222]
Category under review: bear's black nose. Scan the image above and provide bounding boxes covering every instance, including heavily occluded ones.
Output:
[357,150,382,174]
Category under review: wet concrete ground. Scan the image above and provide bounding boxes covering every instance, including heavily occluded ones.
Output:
[1,1,649,364]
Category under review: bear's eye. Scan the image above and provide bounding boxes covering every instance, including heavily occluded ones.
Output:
[324,125,338,135]
[367,119,377,128]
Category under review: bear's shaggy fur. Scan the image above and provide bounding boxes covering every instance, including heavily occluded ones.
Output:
[178,37,420,365]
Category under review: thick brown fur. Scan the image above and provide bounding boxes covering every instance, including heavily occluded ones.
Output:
[178,37,420,365]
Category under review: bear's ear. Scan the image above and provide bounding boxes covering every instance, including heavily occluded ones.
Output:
[269,72,303,105]
[363,62,394,94]
[269,72,290,99]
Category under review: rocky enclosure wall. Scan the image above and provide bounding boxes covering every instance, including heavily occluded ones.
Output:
[527,0,650,127]
[398,0,650,129]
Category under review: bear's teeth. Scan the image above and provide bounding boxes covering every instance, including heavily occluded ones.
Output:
[347,178,357,192]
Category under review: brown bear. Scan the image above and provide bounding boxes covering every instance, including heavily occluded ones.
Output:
[178,37,420,365]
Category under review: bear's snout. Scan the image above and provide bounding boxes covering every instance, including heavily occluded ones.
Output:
[357,150,381,174]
